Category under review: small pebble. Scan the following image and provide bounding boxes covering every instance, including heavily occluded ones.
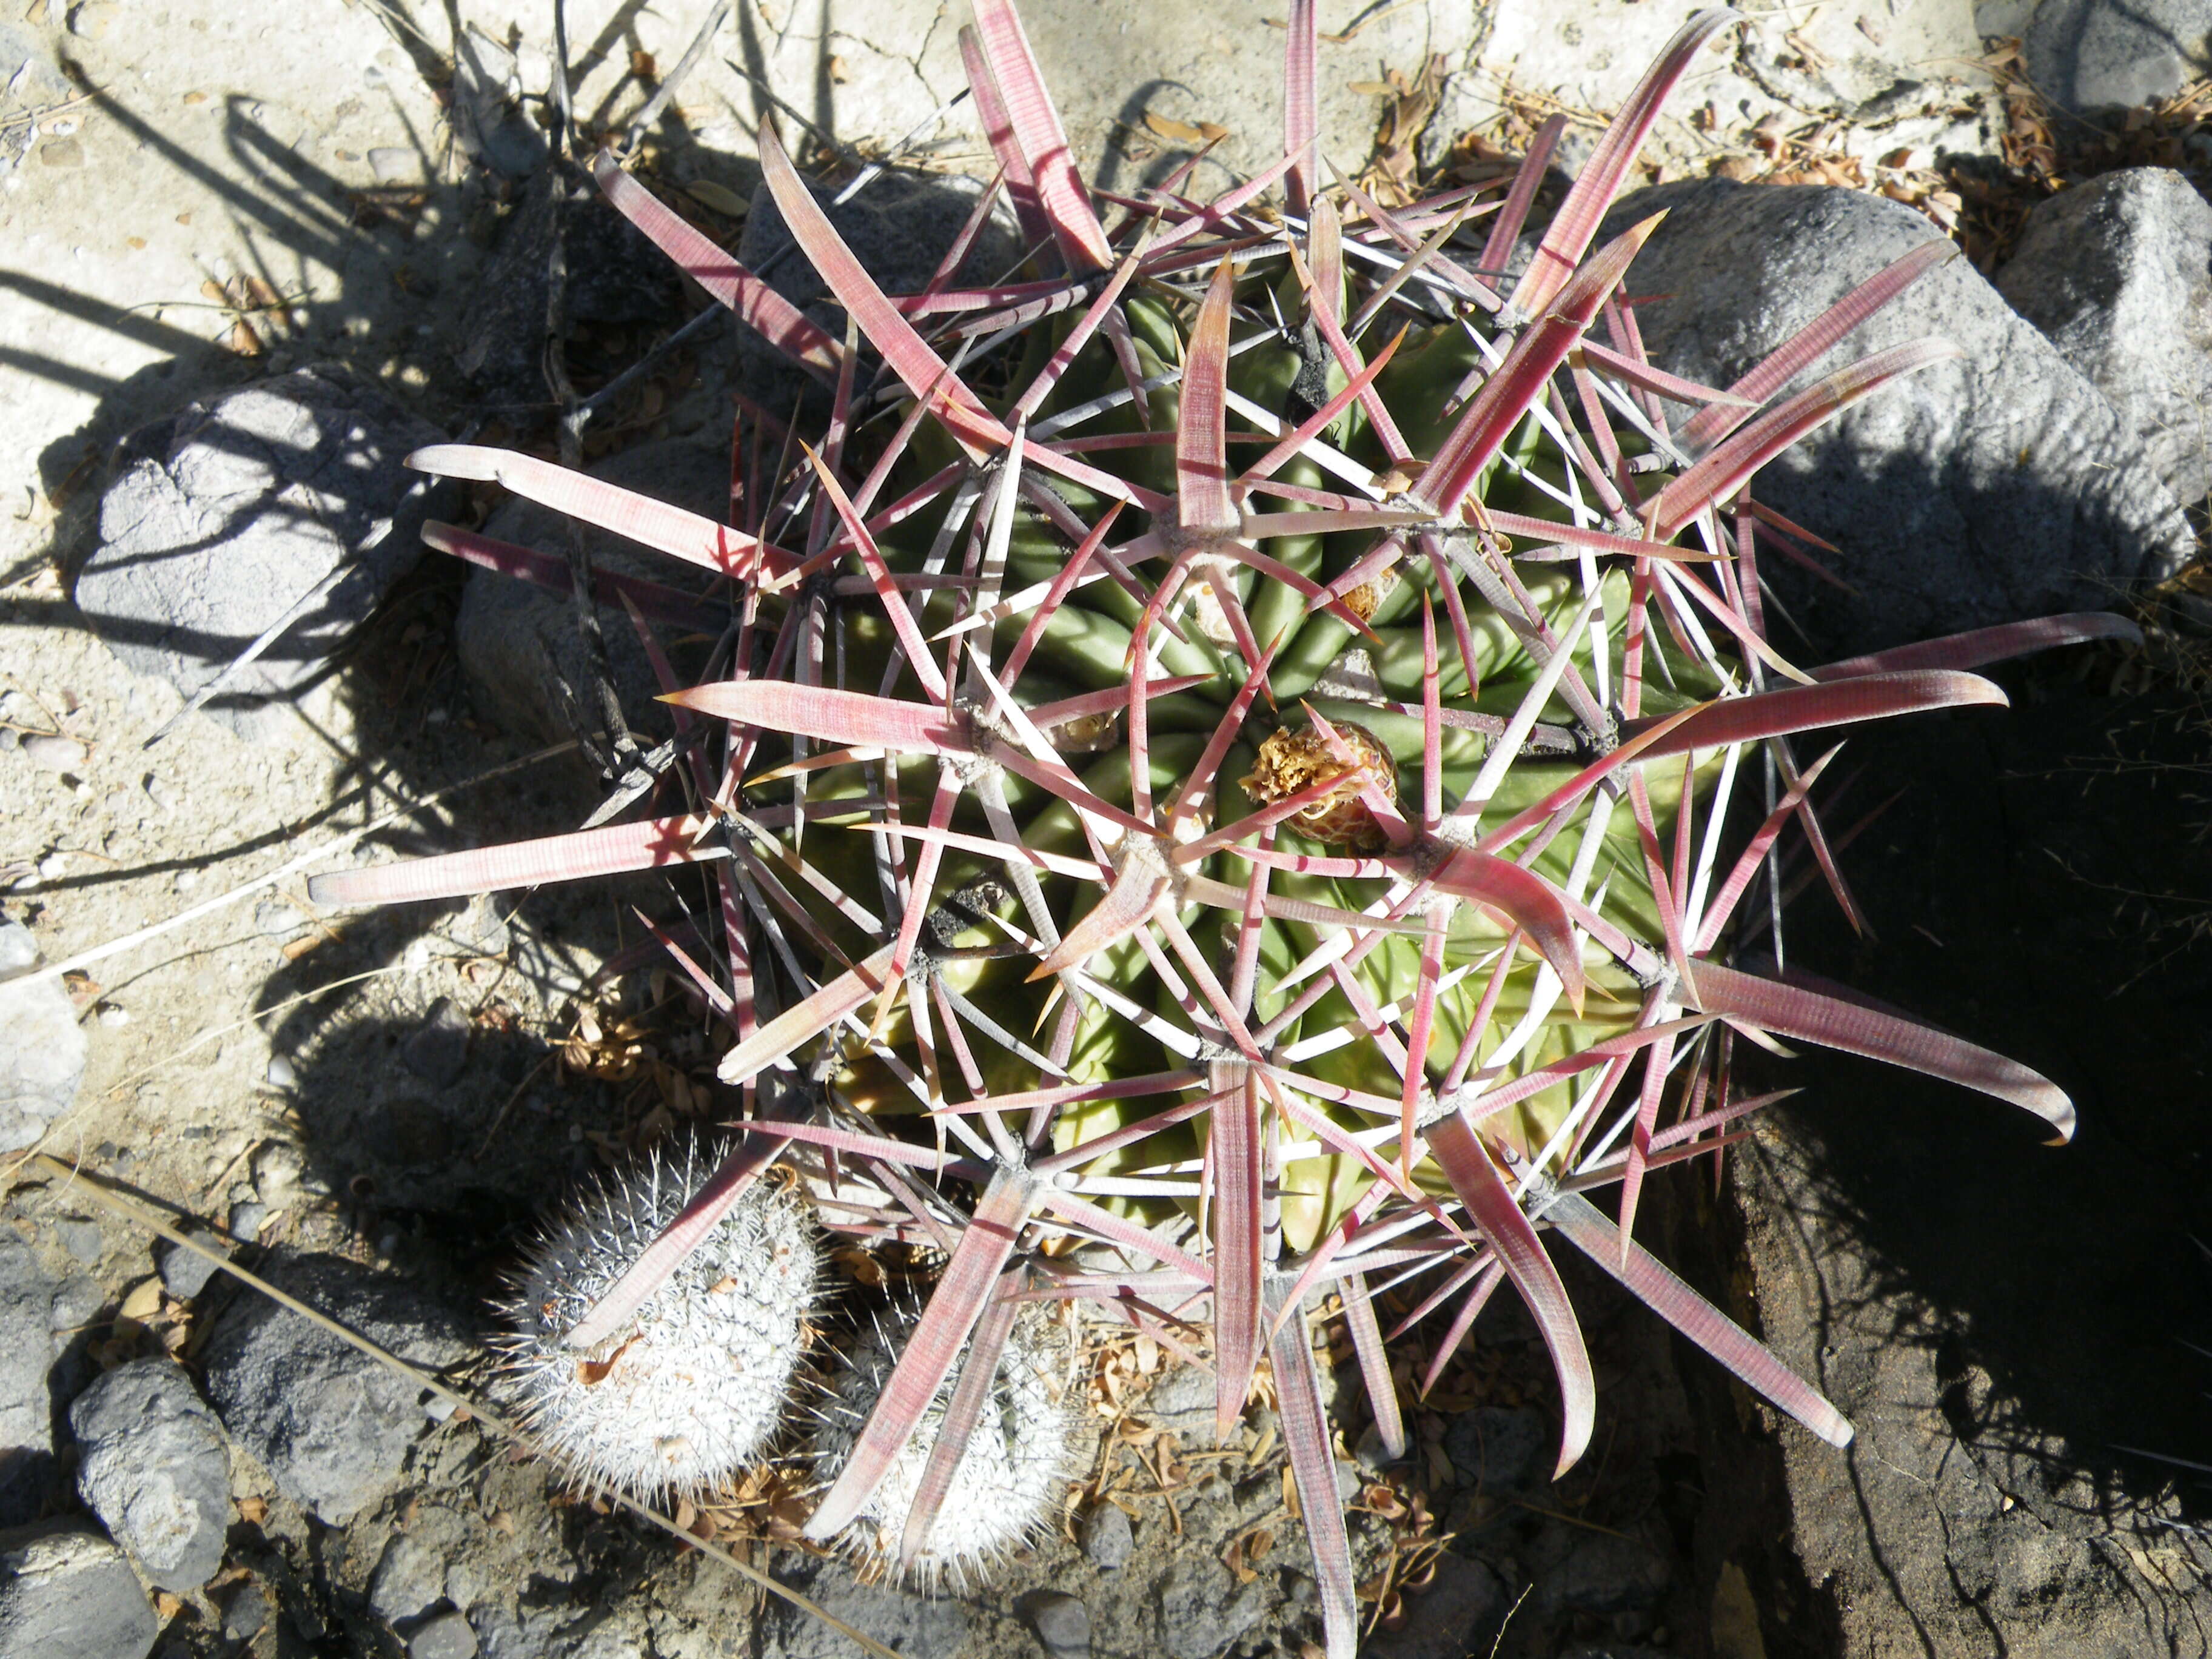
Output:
[264,1054,297,1089]
[423,1392,458,1424]
[67,0,116,38]
[407,1610,478,1659]
[37,137,82,168]
[94,1002,130,1027]
[0,728,18,753]
[156,1223,234,1300]
[55,1218,102,1264]
[36,854,65,880]
[1017,1590,1090,1655]
[144,774,176,811]
[229,1201,268,1241]
[22,734,85,774]
[1080,1501,1133,1570]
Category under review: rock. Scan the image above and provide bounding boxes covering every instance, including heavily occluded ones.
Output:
[1016,1588,1090,1655]
[52,1219,100,1265]
[154,1223,232,1300]
[735,167,1022,409]
[1443,1405,1549,1495]
[220,1581,268,1641]
[228,1201,268,1242]
[1080,1500,1133,1570]
[1136,1363,1216,1441]
[69,1359,231,1591]
[1156,1555,1272,1659]
[0,920,87,1154]
[455,178,682,403]
[0,1235,58,1526]
[370,1530,446,1625]
[199,1251,472,1524]
[755,1564,968,1659]
[19,735,84,775]
[0,1521,158,1659]
[367,147,420,184]
[1529,1523,1673,1618]
[1365,1552,1504,1659]
[451,24,543,179]
[75,369,452,740]
[1602,179,2191,657]
[2025,0,2212,115]
[400,997,472,1087]
[64,2,115,42]
[1996,168,2212,507]
[452,439,724,748]
[410,1610,480,1659]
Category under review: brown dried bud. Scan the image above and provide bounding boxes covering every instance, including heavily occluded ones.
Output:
[1240,721,1398,853]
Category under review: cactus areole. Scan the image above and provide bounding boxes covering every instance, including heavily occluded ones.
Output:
[310,6,2121,1651]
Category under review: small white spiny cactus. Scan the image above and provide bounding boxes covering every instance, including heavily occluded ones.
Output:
[813,1298,1078,1590]
[496,1142,820,1503]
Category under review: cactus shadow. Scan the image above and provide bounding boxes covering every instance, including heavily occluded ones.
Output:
[1754,677,2212,1520]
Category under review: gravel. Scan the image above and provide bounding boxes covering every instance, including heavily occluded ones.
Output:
[74,368,453,740]
[69,1358,232,1590]
[1997,167,2212,508]
[0,920,88,1155]
[0,1521,159,1659]
[755,1564,969,1659]
[409,1610,481,1659]
[199,1251,473,1524]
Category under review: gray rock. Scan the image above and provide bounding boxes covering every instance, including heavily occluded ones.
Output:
[221,1581,268,1641]
[452,439,726,748]
[736,167,1022,409]
[199,1251,472,1524]
[370,1531,446,1626]
[756,1564,968,1659]
[2025,0,2212,115]
[69,1359,231,1591]
[75,369,453,739]
[0,921,87,1154]
[228,1201,269,1242]
[1081,1500,1133,1570]
[1529,1523,1673,1617]
[49,1275,101,1337]
[0,1236,58,1526]
[1997,168,2212,506]
[1365,1552,1504,1659]
[1136,1363,1216,1441]
[1443,1405,1549,1495]
[410,1611,480,1659]
[1603,179,2191,657]
[1156,1555,1272,1659]
[52,1219,100,1265]
[154,1223,232,1300]
[400,997,472,1087]
[1016,1588,1090,1655]
[0,1522,158,1659]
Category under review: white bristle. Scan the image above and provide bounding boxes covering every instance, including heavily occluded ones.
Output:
[811,1299,1078,1592]
[495,1143,820,1503]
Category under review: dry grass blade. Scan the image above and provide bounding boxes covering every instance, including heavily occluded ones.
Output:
[29,1156,903,1659]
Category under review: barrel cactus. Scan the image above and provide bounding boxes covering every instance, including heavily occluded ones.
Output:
[310,4,2122,1651]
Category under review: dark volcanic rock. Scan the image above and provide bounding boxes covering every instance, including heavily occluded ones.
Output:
[70,1359,231,1590]
[199,1251,472,1524]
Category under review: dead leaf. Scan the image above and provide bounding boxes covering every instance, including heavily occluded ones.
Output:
[683,179,749,217]
[227,319,265,357]
[631,50,657,81]
[126,235,146,250]
[1142,111,1227,145]
[119,1277,164,1322]
[182,90,206,106]
[238,1496,268,1526]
